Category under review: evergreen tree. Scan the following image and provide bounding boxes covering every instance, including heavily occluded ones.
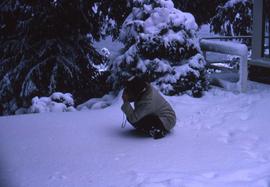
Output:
[173,0,227,26]
[0,0,130,115]
[96,0,133,39]
[210,0,253,36]
[108,0,208,97]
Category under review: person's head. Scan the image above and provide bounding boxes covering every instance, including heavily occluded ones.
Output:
[124,76,147,102]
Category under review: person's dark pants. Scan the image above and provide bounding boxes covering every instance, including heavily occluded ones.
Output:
[129,115,167,138]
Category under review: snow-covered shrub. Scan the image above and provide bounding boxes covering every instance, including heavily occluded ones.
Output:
[108,0,208,97]
[210,0,253,38]
[77,92,117,110]
[28,92,76,113]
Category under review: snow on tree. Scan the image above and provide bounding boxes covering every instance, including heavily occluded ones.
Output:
[210,0,253,37]
[108,0,208,97]
[100,48,111,66]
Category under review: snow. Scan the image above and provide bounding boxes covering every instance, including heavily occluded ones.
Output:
[224,0,248,8]
[200,39,248,93]
[142,6,197,35]
[16,92,77,114]
[188,54,206,69]
[77,93,118,110]
[1,81,270,187]
[198,24,238,63]
[93,36,124,61]
[200,39,248,57]
[100,48,110,58]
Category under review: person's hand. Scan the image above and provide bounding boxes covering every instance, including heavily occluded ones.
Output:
[122,89,129,102]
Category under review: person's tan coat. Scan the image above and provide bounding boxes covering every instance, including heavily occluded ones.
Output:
[121,84,176,131]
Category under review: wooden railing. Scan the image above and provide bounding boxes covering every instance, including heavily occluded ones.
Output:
[200,38,248,93]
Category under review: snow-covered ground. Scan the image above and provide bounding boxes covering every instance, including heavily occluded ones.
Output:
[1,81,270,187]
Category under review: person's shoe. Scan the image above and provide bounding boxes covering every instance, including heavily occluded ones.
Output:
[149,129,166,139]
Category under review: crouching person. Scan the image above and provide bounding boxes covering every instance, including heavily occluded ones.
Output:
[121,76,176,139]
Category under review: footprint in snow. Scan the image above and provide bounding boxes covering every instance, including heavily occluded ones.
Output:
[48,171,67,181]
[239,112,250,121]
[238,135,270,162]
[201,172,218,179]
[217,130,236,144]
[114,153,127,161]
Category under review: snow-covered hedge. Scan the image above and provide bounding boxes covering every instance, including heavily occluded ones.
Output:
[77,93,116,110]
[16,92,77,114]
[77,90,124,110]
[108,0,208,97]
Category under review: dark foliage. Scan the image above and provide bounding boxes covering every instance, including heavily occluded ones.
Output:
[0,0,131,115]
[210,0,253,37]
[173,0,227,26]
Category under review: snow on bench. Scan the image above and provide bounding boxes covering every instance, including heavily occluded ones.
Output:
[200,39,248,93]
